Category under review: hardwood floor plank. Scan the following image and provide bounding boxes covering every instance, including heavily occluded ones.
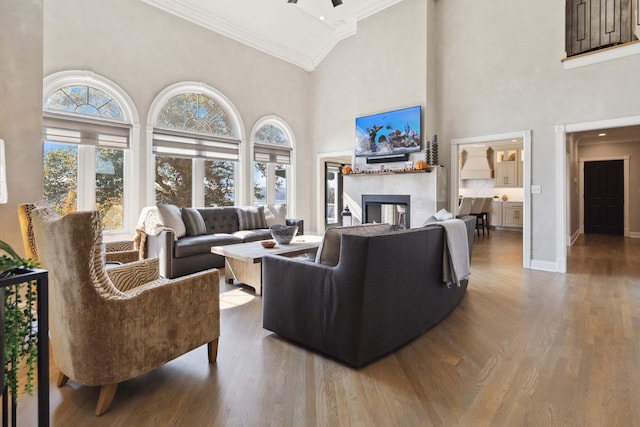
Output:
[6,230,640,426]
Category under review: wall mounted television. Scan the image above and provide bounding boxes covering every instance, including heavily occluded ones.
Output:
[355,105,422,160]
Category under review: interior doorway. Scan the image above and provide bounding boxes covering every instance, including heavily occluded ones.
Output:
[316,151,352,234]
[450,130,532,269]
[584,160,624,235]
[556,116,640,273]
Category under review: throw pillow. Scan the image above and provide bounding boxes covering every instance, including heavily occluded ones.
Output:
[237,206,267,230]
[263,204,287,227]
[315,223,393,266]
[181,208,207,236]
[156,204,187,238]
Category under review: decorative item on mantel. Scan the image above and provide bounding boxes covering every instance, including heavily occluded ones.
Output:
[432,134,439,167]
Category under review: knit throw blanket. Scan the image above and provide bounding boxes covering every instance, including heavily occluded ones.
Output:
[133,206,172,259]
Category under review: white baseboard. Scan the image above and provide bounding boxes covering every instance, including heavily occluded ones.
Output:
[630,232,640,238]
[530,259,559,272]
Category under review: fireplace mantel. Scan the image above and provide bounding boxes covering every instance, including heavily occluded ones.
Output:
[343,166,447,228]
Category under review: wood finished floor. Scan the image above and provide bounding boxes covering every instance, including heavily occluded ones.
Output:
[11,230,640,426]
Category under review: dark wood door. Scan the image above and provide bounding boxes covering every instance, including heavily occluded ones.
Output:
[584,160,624,235]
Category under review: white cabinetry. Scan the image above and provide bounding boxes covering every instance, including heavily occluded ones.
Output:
[494,147,523,187]
[490,201,502,227]
[491,202,523,228]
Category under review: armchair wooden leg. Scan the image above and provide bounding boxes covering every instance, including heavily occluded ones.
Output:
[208,338,219,364]
[95,383,118,416]
[56,372,69,387]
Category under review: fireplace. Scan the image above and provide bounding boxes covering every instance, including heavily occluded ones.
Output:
[362,194,410,229]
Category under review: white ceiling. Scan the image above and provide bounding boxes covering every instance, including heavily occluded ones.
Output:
[141,0,404,71]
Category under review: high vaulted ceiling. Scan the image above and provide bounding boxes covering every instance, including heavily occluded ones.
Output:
[141,0,404,71]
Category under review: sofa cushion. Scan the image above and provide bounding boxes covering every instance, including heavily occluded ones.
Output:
[181,208,207,236]
[157,204,186,238]
[174,234,243,258]
[315,223,393,266]
[233,229,272,242]
[198,207,239,234]
[263,204,287,227]
[237,206,267,230]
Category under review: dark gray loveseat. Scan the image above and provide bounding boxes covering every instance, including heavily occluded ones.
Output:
[262,216,475,367]
[144,205,303,279]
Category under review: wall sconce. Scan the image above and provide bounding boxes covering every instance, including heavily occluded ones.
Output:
[0,139,7,204]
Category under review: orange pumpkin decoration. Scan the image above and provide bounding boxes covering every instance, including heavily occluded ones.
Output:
[342,166,353,174]
[414,160,428,170]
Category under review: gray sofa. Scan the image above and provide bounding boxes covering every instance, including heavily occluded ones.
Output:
[143,205,303,279]
[262,216,475,367]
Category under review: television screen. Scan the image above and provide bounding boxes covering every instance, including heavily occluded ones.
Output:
[355,105,422,158]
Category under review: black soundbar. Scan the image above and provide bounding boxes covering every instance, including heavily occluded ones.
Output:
[365,153,409,164]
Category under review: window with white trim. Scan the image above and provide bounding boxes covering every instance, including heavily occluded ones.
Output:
[153,92,237,207]
[251,119,293,207]
[43,84,131,231]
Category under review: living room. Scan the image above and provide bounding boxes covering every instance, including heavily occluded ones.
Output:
[2,0,640,424]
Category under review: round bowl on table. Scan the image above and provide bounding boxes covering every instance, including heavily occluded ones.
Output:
[269,224,298,245]
[261,240,276,249]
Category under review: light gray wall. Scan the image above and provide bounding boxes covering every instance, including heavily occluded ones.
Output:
[309,0,427,231]
[435,0,640,263]
[0,0,43,256]
[44,0,312,220]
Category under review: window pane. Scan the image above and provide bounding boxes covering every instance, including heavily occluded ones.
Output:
[253,162,267,206]
[156,93,235,137]
[96,148,124,230]
[155,156,192,207]
[45,85,125,120]
[275,164,287,205]
[43,142,78,216]
[255,123,288,145]
[205,160,235,206]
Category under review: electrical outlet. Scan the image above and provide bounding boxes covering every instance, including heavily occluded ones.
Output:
[531,185,541,194]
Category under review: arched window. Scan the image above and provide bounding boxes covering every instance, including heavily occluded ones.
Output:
[251,117,295,207]
[43,71,137,233]
[150,84,242,207]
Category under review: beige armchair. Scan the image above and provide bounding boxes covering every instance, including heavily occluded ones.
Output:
[30,209,220,416]
[18,202,140,264]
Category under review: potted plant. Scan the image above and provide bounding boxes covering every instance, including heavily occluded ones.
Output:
[0,240,38,403]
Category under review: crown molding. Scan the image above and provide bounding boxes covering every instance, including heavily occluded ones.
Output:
[141,0,403,72]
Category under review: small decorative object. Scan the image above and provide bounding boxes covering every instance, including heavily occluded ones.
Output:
[432,134,439,166]
[414,160,428,170]
[261,240,276,248]
[502,195,508,201]
[379,164,386,171]
[404,161,414,170]
[270,224,298,245]
[425,140,432,165]
[493,195,499,200]
[341,206,352,226]
[342,166,352,175]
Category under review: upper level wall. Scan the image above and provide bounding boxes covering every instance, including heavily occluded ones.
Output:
[435,0,640,263]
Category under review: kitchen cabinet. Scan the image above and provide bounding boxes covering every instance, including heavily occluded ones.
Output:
[491,201,523,229]
[490,201,502,227]
[494,147,523,187]
[501,202,523,228]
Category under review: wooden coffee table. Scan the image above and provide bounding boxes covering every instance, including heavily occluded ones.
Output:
[211,236,321,296]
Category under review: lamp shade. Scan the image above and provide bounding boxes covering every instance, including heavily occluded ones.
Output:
[0,139,7,204]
